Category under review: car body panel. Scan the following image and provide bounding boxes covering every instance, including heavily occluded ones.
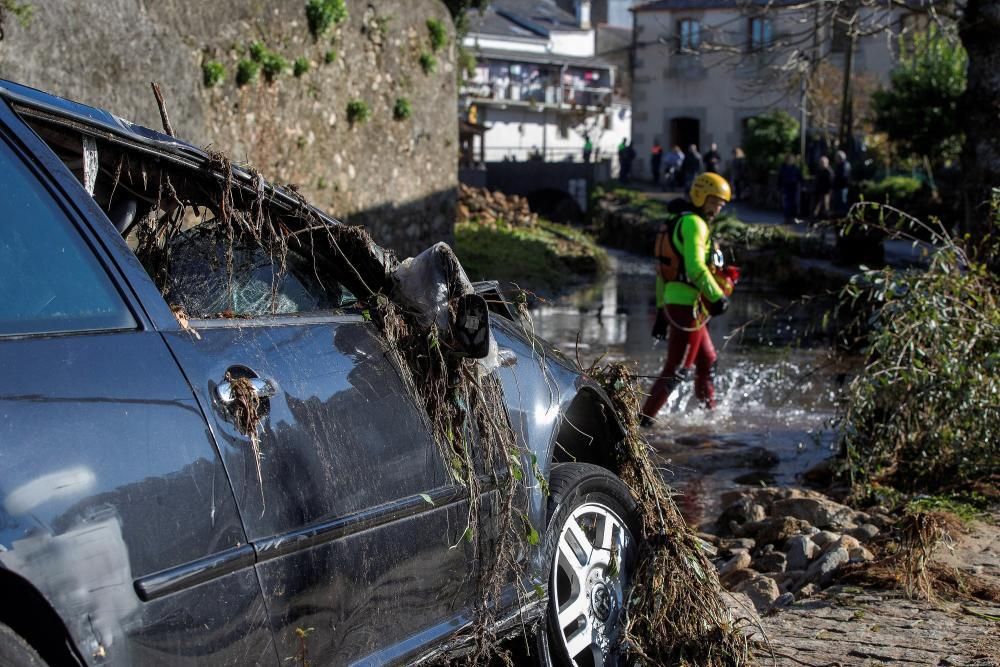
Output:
[160,317,477,664]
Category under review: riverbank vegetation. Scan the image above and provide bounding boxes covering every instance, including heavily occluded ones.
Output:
[835,207,999,503]
[455,218,607,295]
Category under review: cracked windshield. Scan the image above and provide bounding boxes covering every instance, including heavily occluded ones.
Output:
[0,0,996,666]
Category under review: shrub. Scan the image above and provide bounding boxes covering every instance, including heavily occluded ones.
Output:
[393,97,412,121]
[744,110,799,178]
[836,225,1000,495]
[346,99,371,125]
[260,50,288,83]
[236,59,260,86]
[427,18,448,51]
[305,0,348,39]
[324,49,337,64]
[293,56,310,77]
[419,52,437,74]
[860,176,923,206]
[248,40,267,62]
[202,60,225,88]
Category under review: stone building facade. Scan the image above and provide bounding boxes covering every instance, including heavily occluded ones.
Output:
[629,0,908,180]
[0,0,457,257]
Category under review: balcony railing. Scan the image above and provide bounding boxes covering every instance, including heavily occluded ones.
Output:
[462,82,613,109]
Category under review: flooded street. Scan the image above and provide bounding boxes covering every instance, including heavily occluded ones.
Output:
[529,251,855,529]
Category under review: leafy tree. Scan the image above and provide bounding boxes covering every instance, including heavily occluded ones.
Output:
[744,110,799,176]
[872,27,966,168]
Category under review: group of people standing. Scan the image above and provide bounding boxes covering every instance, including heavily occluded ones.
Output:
[777,150,852,224]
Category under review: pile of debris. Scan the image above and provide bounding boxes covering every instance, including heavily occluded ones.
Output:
[704,487,892,613]
[457,183,538,228]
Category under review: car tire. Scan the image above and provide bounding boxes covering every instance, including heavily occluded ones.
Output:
[0,622,44,666]
[536,463,640,667]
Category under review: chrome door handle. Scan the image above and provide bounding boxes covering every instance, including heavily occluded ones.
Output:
[498,347,518,368]
[216,377,276,404]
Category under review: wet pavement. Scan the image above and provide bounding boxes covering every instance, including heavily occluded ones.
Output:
[528,250,853,530]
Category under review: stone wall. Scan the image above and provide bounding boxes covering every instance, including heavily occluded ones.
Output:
[0,0,457,257]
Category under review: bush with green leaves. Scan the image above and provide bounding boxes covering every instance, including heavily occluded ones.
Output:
[393,97,412,121]
[346,99,371,125]
[293,57,310,77]
[836,210,999,494]
[872,26,966,168]
[260,51,288,82]
[236,59,260,86]
[324,49,337,64]
[860,176,924,206]
[744,110,799,179]
[419,51,437,74]
[202,60,225,88]
[306,0,348,39]
[427,18,448,51]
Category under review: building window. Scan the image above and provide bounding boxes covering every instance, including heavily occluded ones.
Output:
[749,17,772,51]
[831,9,851,53]
[678,19,700,53]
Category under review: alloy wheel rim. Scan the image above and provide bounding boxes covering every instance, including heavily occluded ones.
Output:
[551,502,634,667]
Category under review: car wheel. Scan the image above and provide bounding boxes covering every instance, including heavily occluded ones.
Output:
[537,463,639,667]
[0,622,44,666]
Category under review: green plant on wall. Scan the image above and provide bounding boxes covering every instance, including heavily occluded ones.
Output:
[236,59,260,86]
[346,99,371,125]
[419,52,437,74]
[324,49,338,64]
[202,61,225,88]
[306,0,347,39]
[393,97,412,121]
[246,41,288,83]
[427,18,448,52]
[293,57,311,77]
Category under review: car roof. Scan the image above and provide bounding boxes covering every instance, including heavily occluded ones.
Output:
[0,77,339,226]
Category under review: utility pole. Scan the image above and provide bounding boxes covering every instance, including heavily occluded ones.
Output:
[838,6,857,149]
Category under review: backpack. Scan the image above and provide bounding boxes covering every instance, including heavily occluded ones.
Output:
[654,199,693,283]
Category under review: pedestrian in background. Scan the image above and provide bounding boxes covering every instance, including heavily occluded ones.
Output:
[812,155,833,220]
[650,140,663,185]
[777,153,803,224]
[664,145,684,189]
[619,138,636,183]
[730,147,747,201]
[582,134,593,163]
[704,142,722,174]
[833,150,852,215]
[680,144,704,191]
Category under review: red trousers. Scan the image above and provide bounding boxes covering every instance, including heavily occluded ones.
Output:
[641,304,717,418]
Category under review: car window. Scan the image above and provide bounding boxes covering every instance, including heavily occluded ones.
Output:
[18,117,357,321]
[0,137,135,336]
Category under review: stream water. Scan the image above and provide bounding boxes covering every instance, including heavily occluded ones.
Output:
[528,251,856,530]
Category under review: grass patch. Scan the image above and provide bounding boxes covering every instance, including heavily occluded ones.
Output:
[306,0,347,39]
[906,494,989,524]
[427,18,448,51]
[345,99,371,125]
[202,60,225,87]
[392,97,411,121]
[455,219,607,294]
[419,51,437,74]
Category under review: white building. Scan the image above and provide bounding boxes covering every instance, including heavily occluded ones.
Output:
[461,0,631,164]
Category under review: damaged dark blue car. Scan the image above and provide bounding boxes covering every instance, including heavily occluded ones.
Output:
[0,79,639,667]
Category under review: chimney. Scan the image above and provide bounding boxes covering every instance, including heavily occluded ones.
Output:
[577,0,592,29]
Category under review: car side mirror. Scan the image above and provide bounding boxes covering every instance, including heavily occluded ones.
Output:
[452,293,491,359]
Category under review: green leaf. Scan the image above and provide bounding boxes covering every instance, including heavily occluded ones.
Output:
[533,583,546,599]
[526,526,540,545]
[419,493,434,506]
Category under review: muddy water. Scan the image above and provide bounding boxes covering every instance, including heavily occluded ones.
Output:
[529,251,854,530]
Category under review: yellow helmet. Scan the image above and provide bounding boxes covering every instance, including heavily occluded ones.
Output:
[689,173,732,208]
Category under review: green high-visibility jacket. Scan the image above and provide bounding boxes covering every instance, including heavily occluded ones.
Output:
[655,212,724,308]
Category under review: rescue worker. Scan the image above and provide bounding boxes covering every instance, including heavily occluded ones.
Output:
[641,173,736,424]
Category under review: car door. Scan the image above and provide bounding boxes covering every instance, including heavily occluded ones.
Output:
[0,102,274,665]
[149,187,478,664]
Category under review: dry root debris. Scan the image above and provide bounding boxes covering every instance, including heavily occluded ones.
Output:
[589,362,757,665]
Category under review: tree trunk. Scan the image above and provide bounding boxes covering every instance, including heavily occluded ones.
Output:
[959,0,1000,240]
